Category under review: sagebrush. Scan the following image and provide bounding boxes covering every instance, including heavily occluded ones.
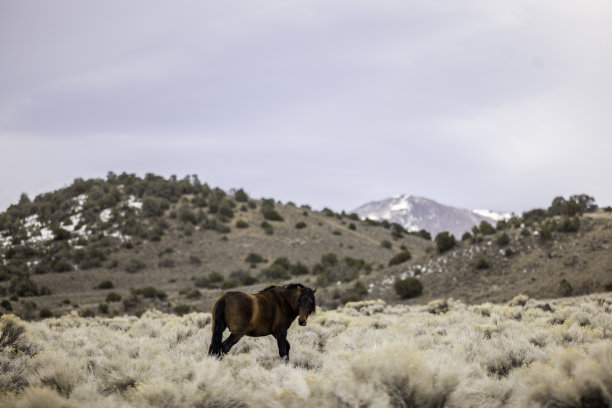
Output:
[0,294,611,407]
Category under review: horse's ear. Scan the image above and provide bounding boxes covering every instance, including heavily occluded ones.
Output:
[313,287,317,294]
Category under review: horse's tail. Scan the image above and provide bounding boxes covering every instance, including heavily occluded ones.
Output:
[208,297,226,357]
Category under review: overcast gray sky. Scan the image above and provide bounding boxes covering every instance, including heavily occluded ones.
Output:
[1,0,611,214]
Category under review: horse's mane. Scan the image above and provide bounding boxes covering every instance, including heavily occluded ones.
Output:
[259,283,305,293]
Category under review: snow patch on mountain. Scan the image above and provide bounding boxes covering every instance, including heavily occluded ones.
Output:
[473,209,512,221]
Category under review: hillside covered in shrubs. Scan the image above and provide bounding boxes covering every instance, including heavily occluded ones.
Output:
[372,194,612,304]
[0,173,433,319]
[1,173,610,321]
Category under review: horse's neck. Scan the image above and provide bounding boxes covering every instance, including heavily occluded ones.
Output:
[276,289,298,316]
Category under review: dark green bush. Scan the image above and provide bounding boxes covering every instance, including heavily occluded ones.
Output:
[126,259,146,273]
[348,223,356,231]
[570,194,597,212]
[158,258,176,268]
[341,281,368,303]
[39,308,53,319]
[52,226,72,241]
[142,196,169,217]
[290,262,309,276]
[539,226,553,242]
[192,194,208,208]
[496,220,508,230]
[461,232,472,241]
[185,289,202,299]
[388,251,412,267]
[394,277,423,299]
[98,303,109,314]
[321,253,338,268]
[219,204,235,219]
[504,248,514,257]
[208,271,224,283]
[522,208,547,224]
[295,222,307,229]
[9,274,45,297]
[234,189,249,202]
[260,221,274,235]
[261,199,283,221]
[381,240,392,249]
[96,280,113,289]
[435,232,456,253]
[174,304,191,316]
[604,282,612,291]
[51,258,74,273]
[106,292,122,302]
[496,233,510,246]
[133,286,167,300]
[559,279,573,296]
[245,253,266,264]
[478,221,495,235]
[347,213,360,221]
[474,257,490,270]
[272,257,291,271]
[1,299,12,311]
[73,246,108,269]
[390,224,405,240]
[221,279,239,289]
[193,277,211,289]
[548,196,584,217]
[521,228,531,237]
[322,208,335,217]
[230,270,258,285]
[178,206,197,224]
[259,264,290,281]
[557,216,580,233]
[189,255,202,265]
[262,208,283,221]
[204,219,231,233]
[236,220,249,229]
[412,229,432,240]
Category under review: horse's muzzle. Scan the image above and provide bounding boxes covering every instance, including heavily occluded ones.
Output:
[298,319,307,326]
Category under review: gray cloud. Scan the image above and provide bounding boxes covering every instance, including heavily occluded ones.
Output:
[1,0,611,213]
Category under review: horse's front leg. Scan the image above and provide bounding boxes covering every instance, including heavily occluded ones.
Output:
[274,332,289,361]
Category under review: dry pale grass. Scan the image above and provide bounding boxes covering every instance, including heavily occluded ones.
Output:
[0,294,611,408]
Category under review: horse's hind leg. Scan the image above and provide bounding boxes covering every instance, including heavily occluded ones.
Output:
[222,333,243,354]
[208,298,227,358]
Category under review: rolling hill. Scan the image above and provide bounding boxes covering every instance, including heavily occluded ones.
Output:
[0,173,432,318]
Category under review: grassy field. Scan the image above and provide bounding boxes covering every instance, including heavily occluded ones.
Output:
[1,293,611,407]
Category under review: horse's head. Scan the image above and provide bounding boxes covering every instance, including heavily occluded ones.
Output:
[296,287,316,326]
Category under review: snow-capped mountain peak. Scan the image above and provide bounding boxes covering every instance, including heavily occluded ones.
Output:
[353,195,510,238]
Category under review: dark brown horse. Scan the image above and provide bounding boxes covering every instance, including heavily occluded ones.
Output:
[208,283,316,360]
